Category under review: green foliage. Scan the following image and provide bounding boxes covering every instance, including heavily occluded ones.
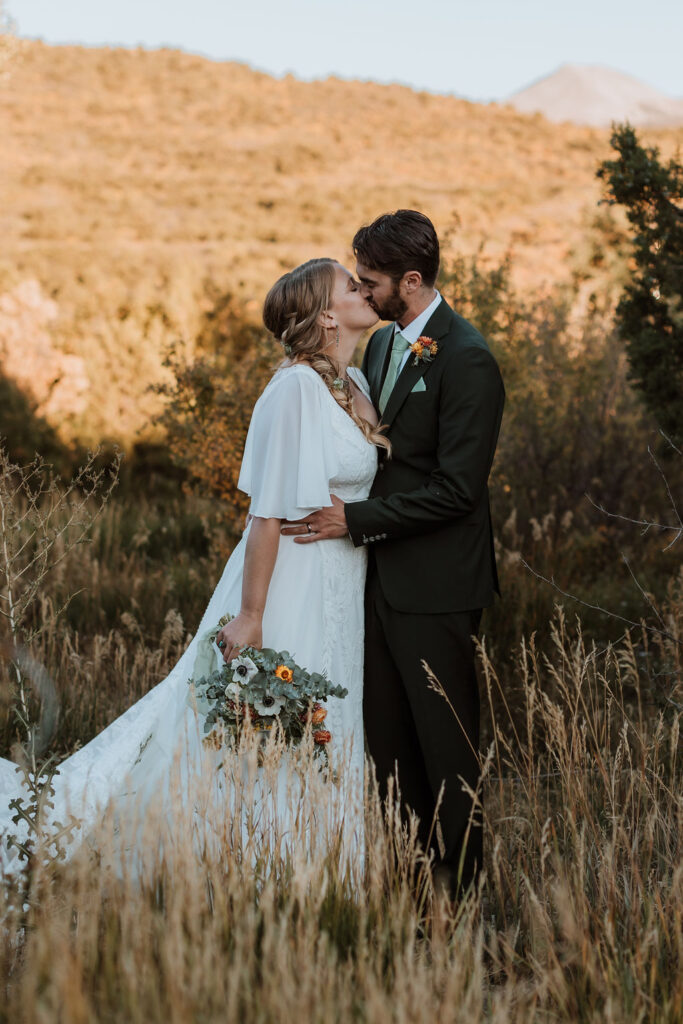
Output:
[598,125,683,443]
[191,618,345,758]
[6,756,79,866]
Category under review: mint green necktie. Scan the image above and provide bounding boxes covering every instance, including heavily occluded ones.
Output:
[379,331,411,415]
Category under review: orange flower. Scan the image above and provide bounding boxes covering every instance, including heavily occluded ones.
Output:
[311,706,327,724]
[411,336,438,364]
[314,730,331,744]
[275,665,293,682]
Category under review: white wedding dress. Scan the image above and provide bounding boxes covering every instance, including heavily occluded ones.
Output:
[0,364,377,878]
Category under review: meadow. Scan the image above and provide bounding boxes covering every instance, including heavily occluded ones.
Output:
[0,478,680,1022]
[1,37,682,1024]
[1,244,681,1020]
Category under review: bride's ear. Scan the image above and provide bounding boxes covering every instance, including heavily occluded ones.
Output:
[318,309,337,331]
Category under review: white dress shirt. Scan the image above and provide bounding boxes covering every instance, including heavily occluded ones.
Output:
[395,290,442,373]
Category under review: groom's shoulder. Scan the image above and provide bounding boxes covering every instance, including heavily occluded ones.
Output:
[435,303,503,396]
[438,302,497,365]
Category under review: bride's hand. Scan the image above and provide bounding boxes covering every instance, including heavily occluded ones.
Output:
[216,613,263,664]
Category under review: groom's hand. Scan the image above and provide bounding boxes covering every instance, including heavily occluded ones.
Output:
[280,494,349,543]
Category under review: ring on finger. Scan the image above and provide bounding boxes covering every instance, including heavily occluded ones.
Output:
[306,523,313,534]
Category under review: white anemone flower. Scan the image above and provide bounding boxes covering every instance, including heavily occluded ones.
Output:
[230,654,258,685]
[253,693,285,717]
[224,681,241,700]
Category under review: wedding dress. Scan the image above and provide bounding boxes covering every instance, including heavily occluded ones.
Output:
[0,364,377,878]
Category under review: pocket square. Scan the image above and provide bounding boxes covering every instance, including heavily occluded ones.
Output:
[410,378,427,394]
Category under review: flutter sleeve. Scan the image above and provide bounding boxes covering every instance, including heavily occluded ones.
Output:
[237,367,339,521]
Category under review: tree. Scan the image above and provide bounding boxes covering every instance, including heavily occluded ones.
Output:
[598,125,683,444]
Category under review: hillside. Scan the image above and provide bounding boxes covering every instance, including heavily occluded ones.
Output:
[0,41,681,443]
[510,64,683,127]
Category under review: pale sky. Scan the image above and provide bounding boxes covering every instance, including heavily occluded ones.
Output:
[8,0,683,101]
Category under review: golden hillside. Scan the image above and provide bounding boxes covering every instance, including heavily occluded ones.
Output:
[0,41,680,442]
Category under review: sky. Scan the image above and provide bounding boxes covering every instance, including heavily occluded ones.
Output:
[7,0,683,102]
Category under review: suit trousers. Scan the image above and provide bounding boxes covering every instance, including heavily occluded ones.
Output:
[363,562,483,894]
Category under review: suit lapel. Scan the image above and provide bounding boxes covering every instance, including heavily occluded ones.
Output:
[381,299,453,428]
[368,324,394,408]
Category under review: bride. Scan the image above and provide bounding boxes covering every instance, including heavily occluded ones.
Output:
[0,258,385,876]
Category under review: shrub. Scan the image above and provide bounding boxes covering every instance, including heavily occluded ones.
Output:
[153,293,277,537]
[598,125,683,444]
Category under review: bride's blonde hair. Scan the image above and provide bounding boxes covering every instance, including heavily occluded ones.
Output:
[263,258,390,452]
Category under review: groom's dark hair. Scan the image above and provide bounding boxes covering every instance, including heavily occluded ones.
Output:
[352,209,440,286]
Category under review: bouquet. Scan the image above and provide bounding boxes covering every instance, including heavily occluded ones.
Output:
[188,616,348,762]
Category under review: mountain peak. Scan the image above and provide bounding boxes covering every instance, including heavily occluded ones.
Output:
[509,64,683,127]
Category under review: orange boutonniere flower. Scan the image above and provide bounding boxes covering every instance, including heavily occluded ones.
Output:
[275,664,294,682]
[313,729,332,744]
[411,336,438,366]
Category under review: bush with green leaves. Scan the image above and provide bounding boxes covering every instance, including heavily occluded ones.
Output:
[598,124,683,444]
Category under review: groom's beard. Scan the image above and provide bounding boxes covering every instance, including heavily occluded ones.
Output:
[372,283,408,324]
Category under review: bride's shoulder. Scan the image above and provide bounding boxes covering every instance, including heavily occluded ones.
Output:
[255,363,326,413]
[264,363,324,395]
[271,362,321,381]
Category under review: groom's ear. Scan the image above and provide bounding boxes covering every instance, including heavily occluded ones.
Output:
[400,270,423,295]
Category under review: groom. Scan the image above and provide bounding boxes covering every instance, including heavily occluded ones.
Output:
[283,210,504,896]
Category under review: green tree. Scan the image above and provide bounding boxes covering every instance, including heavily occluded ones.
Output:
[598,125,683,443]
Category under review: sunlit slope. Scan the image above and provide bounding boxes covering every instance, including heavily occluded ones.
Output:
[0,42,680,441]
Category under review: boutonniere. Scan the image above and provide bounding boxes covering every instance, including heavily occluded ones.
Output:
[410,336,438,366]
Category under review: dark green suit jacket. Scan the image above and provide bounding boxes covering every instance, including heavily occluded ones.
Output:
[345,297,504,614]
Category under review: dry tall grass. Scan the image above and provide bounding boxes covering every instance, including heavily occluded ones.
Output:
[0,494,214,762]
[1,608,681,1023]
[0,435,680,1022]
